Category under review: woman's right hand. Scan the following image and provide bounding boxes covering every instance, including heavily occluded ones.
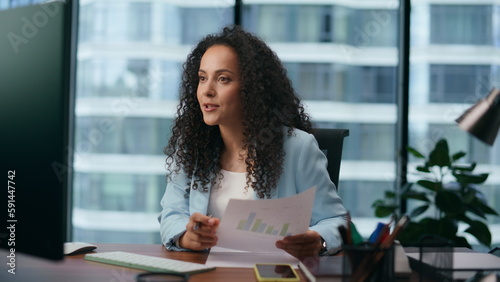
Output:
[178,212,220,250]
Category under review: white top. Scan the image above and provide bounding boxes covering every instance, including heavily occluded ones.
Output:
[208,169,254,219]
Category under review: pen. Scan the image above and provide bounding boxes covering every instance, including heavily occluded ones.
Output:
[371,216,393,245]
[368,222,385,244]
[349,221,364,245]
[379,215,409,248]
[193,213,212,231]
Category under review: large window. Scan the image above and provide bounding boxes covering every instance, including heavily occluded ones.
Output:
[244,2,399,240]
[410,2,500,246]
[73,1,233,244]
[2,0,498,246]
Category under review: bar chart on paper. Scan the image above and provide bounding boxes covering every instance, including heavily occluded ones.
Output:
[236,212,293,236]
[216,187,316,252]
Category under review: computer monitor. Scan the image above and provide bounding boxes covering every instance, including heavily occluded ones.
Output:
[0,0,77,260]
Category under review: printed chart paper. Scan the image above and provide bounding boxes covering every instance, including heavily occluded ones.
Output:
[215,186,316,253]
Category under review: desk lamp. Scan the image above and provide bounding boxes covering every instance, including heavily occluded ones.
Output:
[455,88,500,146]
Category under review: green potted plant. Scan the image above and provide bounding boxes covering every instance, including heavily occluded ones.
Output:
[372,138,498,248]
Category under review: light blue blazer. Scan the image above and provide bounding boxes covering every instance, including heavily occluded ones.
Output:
[158,128,348,254]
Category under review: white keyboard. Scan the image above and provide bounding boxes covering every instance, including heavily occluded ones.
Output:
[85,251,215,274]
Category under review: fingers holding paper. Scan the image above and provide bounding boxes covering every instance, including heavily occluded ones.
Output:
[275,230,323,258]
[179,212,220,250]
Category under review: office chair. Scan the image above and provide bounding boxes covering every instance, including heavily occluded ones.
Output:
[312,128,349,191]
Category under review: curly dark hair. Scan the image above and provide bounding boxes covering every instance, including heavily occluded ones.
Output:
[164,25,312,199]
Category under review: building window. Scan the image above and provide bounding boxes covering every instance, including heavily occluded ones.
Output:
[181,7,233,45]
[430,65,491,103]
[244,5,397,46]
[244,5,334,43]
[73,173,163,212]
[344,66,396,103]
[430,5,492,45]
[129,3,151,41]
[77,59,152,98]
[75,117,171,155]
[286,64,396,103]
[286,63,336,100]
[346,123,395,161]
[79,2,152,43]
[344,7,397,47]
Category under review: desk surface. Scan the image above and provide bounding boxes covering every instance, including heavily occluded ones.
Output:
[1,243,429,282]
[1,243,308,282]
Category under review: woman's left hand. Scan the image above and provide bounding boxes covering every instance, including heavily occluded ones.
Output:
[275,230,322,258]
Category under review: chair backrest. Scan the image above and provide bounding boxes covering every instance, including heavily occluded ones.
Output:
[312,128,349,191]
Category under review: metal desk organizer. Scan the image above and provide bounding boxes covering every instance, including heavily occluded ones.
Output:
[342,243,395,282]
[409,235,454,282]
[340,216,409,281]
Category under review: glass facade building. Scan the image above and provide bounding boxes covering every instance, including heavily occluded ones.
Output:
[2,0,499,246]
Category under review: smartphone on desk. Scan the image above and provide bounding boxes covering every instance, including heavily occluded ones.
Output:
[254,263,300,282]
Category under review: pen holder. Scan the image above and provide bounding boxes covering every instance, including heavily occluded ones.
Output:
[342,244,395,282]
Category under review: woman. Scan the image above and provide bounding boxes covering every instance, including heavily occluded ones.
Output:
[158,25,347,258]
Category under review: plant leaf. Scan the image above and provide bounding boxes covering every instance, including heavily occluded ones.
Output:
[384,190,396,199]
[466,198,498,218]
[464,203,486,219]
[428,139,451,168]
[374,205,398,218]
[410,205,429,217]
[464,220,492,247]
[419,217,457,238]
[437,217,459,238]
[417,180,441,191]
[451,151,466,162]
[451,236,471,248]
[396,222,425,245]
[435,191,463,215]
[474,200,499,216]
[372,199,384,207]
[453,172,489,184]
[416,165,431,173]
[402,191,430,202]
[408,146,425,158]
[452,162,476,172]
[461,189,476,204]
[458,214,474,225]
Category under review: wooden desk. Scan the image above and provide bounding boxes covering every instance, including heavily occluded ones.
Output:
[1,244,435,281]
[0,243,309,282]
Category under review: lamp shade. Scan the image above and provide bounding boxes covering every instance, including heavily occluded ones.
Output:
[455,88,500,146]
